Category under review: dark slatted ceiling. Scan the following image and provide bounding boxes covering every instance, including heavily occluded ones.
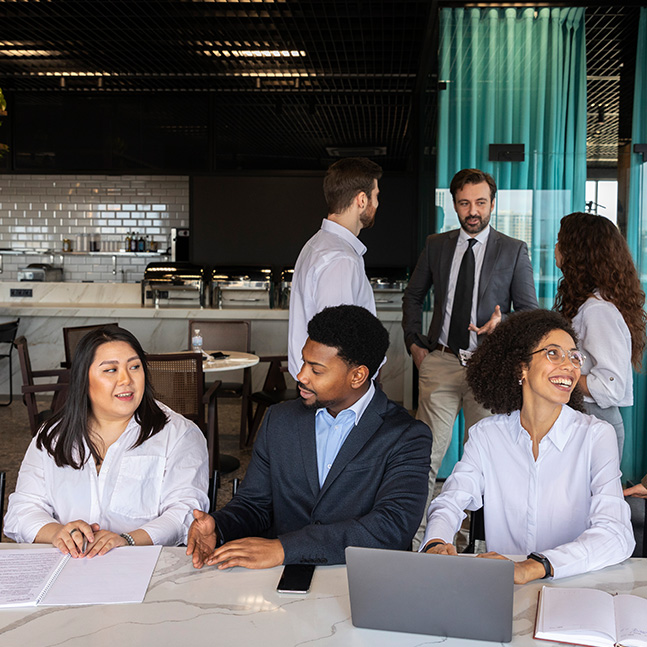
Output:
[0,1,639,168]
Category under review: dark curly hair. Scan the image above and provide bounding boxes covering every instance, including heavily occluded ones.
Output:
[307,305,389,377]
[554,212,646,369]
[466,310,584,414]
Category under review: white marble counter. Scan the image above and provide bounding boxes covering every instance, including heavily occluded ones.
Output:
[0,546,645,647]
[0,282,412,406]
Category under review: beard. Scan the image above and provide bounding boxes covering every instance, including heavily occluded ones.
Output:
[359,203,376,229]
[459,212,490,235]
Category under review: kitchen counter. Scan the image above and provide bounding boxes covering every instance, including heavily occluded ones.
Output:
[0,282,412,406]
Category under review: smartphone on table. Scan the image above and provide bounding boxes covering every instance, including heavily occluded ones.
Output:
[276,564,316,594]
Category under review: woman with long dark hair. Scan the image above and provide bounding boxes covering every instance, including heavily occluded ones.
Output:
[420,310,634,584]
[554,212,646,459]
[5,327,209,557]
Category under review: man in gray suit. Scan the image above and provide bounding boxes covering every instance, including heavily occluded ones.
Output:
[402,168,538,547]
[187,305,431,570]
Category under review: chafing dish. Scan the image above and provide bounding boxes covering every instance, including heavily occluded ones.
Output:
[141,262,207,308]
[17,263,64,282]
[367,267,409,310]
[211,267,273,309]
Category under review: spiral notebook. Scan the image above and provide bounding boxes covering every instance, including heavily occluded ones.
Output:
[0,546,162,607]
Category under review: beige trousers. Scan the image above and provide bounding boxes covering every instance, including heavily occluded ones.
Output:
[412,348,491,550]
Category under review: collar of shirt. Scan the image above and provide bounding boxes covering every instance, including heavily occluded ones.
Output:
[509,406,574,452]
[314,381,376,486]
[457,224,490,248]
[320,218,367,257]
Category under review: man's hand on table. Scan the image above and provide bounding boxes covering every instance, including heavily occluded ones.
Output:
[205,537,285,570]
[186,510,218,569]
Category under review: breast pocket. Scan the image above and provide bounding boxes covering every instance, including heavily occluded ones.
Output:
[110,455,165,519]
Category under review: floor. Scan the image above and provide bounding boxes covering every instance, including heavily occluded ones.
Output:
[1,397,644,557]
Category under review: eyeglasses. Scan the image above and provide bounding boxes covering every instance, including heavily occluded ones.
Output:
[530,344,585,369]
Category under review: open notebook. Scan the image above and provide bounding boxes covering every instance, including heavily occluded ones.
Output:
[0,546,161,608]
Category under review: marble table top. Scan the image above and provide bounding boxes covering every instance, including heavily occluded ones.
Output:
[1,546,645,647]
[202,350,260,373]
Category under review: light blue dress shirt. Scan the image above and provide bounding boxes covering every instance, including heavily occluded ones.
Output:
[315,382,375,487]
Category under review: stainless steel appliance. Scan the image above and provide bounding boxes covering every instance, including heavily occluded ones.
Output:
[367,267,409,310]
[277,267,294,309]
[17,263,64,282]
[211,267,273,309]
[141,262,207,308]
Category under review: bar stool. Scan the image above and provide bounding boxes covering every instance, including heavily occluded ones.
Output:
[0,318,20,406]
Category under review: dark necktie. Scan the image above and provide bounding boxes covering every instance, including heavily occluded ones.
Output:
[448,238,477,356]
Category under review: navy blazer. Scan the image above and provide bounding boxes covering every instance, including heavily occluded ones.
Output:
[402,228,538,352]
[212,388,432,565]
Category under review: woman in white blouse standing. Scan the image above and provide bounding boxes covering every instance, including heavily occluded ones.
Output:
[420,310,634,584]
[5,326,209,557]
[554,212,646,460]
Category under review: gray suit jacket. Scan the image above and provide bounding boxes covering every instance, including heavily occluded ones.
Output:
[402,228,538,352]
[212,388,431,565]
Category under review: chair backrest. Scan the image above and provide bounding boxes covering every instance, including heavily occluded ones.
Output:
[188,320,251,353]
[15,335,35,388]
[15,336,69,436]
[146,353,205,428]
[0,318,19,350]
[63,323,119,367]
[261,355,289,393]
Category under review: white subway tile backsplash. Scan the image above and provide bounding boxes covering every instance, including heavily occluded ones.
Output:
[0,174,189,282]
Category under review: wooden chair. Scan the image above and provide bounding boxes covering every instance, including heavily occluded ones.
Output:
[188,320,252,448]
[15,336,69,436]
[464,507,485,554]
[0,318,20,406]
[246,355,297,447]
[62,322,119,368]
[146,352,222,481]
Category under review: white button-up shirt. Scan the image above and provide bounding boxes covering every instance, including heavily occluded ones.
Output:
[288,218,376,378]
[421,406,634,579]
[4,403,209,546]
[439,226,490,351]
[572,293,633,408]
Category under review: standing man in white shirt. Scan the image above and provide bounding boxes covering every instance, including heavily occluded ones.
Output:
[288,157,383,379]
[402,168,538,548]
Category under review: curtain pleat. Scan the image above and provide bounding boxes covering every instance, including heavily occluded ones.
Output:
[435,6,587,478]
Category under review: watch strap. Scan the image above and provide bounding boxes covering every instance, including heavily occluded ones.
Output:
[527,552,551,578]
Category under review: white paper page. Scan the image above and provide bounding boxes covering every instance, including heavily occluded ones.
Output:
[536,586,616,646]
[614,594,647,647]
[0,549,66,608]
[40,545,162,606]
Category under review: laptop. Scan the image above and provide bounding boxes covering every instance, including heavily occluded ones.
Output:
[345,546,514,642]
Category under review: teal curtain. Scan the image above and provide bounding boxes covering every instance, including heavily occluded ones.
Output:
[434,7,587,478]
[621,7,647,483]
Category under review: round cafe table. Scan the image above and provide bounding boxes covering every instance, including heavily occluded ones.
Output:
[203,350,260,473]
[202,350,260,373]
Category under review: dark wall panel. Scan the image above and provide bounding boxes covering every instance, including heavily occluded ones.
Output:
[191,173,417,270]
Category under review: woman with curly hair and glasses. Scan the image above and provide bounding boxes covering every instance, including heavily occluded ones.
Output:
[554,212,646,460]
[420,310,634,584]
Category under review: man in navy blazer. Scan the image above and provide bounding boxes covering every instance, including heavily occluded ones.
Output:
[402,168,538,547]
[187,305,431,569]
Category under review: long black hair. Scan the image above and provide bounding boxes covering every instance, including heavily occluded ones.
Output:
[37,326,168,468]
